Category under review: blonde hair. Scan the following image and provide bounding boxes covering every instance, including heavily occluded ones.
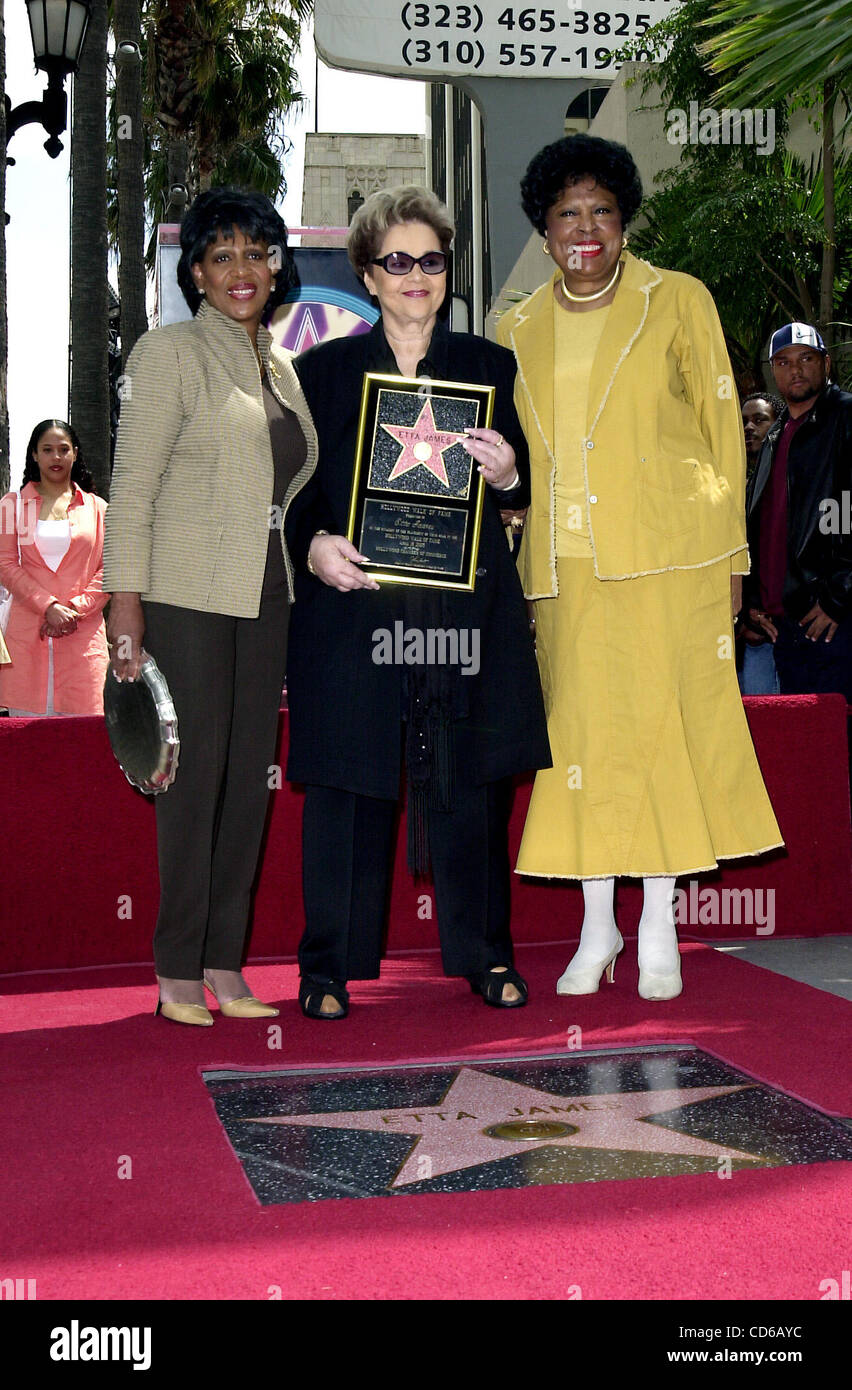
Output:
[347,186,454,280]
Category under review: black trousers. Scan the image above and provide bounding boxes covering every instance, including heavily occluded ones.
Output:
[299,775,516,981]
[773,614,852,702]
[142,597,288,978]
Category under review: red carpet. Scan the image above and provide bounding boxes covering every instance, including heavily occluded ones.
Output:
[2,693,850,973]
[2,943,850,1301]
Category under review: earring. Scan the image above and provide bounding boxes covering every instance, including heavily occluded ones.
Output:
[622,234,629,248]
[543,241,551,256]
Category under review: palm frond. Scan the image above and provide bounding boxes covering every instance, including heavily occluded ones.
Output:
[702,0,852,131]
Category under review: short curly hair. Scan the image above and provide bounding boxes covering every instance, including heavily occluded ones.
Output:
[741,391,784,419]
[177,186,298,316]
[520,135,643,236]
[347,186,454,280]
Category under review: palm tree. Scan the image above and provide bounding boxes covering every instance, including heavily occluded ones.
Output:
[0,0,9,496]
[191,0,306,190]
[114,0,148,366]
[629,149,852,389]
[702,0,852,336]
[702,0,852,114]
[70,0,111,496]
[145,0,310,236]
[146,0,195,221]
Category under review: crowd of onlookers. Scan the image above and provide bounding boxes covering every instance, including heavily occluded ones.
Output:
[736,324,852,709]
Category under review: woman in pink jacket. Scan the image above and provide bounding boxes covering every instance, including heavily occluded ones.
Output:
[0,420,109,716]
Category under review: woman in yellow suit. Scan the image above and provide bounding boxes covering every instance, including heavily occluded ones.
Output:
[498,135,782,1000]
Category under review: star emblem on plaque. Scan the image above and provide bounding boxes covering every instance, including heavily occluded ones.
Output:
[346,373,493,590]
[203,1049,852,1206]
[381,397,466,489]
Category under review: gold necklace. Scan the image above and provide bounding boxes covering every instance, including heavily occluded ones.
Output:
[561,260,622,303]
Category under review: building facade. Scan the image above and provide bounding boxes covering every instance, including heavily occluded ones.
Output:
[301,132,427,246]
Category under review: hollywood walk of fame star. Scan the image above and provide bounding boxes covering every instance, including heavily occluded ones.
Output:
[380,398,465,488]
[244,1066,765,1188]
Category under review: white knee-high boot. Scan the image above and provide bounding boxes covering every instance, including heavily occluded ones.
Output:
[556,877,623,995]
[637,876,682,1000]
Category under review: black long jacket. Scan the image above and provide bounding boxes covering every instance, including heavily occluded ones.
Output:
[285,319,551,799]
[745,382,852,622]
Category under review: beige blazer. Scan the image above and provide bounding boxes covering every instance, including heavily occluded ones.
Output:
[102,300,318,617]
[497,252,748,598]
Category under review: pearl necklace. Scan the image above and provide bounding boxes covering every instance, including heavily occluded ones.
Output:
[561,259,623,303]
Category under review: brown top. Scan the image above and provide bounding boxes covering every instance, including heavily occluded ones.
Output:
[262,374,307,597]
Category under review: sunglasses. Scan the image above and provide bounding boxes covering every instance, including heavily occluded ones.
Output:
[369,251,448,275]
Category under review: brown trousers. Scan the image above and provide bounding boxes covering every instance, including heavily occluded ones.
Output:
[142,596,288,977]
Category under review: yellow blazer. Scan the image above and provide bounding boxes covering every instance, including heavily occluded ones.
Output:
[497,251,748,598]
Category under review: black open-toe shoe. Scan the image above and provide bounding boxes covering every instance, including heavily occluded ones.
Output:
[467,965,528,1009]
[299,976,349,1020]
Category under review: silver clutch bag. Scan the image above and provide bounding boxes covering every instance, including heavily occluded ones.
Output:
[103,653,180,794]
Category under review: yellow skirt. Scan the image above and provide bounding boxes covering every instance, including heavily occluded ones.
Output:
[518,558,784,879]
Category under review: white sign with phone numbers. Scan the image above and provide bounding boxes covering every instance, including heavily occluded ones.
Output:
[315,0,679,81]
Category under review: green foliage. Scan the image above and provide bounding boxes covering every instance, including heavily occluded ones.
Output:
[108,1,312,266]
[629,150,852,385]
[618,0,790,162]
[614,0,851,386]
[186,0,306,181]
[702,0,852,133]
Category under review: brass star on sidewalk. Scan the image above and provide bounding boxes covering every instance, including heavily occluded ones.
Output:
[245,1066,764,1188]
[381,398,464,488]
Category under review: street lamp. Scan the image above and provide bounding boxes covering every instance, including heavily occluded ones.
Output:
[6,1,93,159]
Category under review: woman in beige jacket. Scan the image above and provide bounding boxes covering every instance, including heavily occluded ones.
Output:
[498,136,782,1001]
[103,188,317,1026]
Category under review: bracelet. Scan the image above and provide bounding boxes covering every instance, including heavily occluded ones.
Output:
[307,530,330,576]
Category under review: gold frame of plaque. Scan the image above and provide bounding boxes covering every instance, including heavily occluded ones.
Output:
[346,372,494,591]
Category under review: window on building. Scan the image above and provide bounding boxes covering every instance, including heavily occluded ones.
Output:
[564,88,609,134]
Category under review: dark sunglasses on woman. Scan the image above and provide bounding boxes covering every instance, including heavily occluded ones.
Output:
[370,251,448,275]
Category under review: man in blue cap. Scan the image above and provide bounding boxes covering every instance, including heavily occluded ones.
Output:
[740,323,852,700]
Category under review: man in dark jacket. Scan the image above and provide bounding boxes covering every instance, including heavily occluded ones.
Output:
[741,322,852,700]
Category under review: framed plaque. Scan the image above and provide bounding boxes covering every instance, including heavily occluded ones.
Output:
[346,372,494,590]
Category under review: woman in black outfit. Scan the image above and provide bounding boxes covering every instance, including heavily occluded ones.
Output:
[286,185,550,1019]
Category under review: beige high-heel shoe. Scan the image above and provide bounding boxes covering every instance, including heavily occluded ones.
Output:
[637,884,682,1000]
[155,998,214,1027]
[637,958,683,1001]
[204,978,279,1018]
[637,926,683,1000]
[556,930,624,995]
